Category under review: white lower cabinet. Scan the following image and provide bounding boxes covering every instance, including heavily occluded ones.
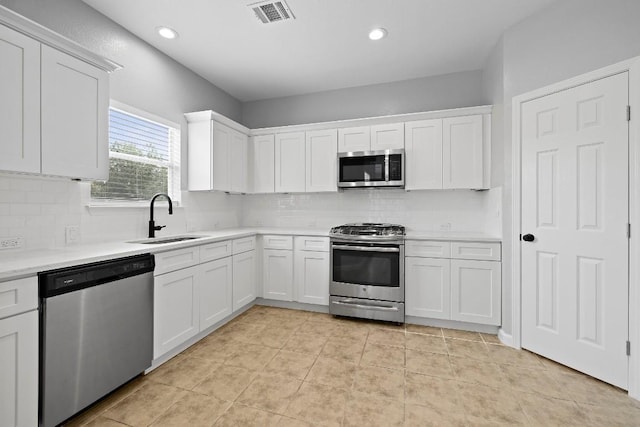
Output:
[405,239,501,326]
[405,257,450,319]
[233,250,256,311]
[294,249,329,305]
[450,259,501,325]
[154,265,200,359]
[263,248,293,301]
[199,257,233,330]
[0,310,38,427]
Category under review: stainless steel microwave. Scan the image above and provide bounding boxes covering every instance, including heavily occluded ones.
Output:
[337,149,405,188]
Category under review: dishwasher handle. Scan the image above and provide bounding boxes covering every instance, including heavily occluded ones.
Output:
[39,254,155,298]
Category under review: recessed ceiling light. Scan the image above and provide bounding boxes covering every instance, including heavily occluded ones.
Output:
[157,26,178,39]
[368,28,387,41]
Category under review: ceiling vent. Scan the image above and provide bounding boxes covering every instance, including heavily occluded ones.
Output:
[249,0,295,24]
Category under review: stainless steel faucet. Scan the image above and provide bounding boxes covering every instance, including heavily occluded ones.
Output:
[149,193,173,238]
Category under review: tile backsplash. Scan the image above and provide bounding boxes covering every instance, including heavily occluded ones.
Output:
[0,172,501,250]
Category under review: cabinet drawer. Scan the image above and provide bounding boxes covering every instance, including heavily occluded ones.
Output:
[451,242,501,261]
[295,236,329,252]
[262,235,293,250]
[0,277,38,320]
[154,246,200,275]
[233,236,256,254]
[405,240,451,258]
[200,240,232,262]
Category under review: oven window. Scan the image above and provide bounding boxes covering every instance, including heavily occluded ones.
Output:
[340,155,385,182]
[332,247,399,287]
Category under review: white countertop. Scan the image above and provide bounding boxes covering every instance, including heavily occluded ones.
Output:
[0,227,500,282]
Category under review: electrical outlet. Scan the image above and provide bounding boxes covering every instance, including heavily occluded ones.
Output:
[0,237,23,250]
[65,226,80,244]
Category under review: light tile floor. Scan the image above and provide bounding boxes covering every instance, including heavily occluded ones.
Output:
[66,305,640,426]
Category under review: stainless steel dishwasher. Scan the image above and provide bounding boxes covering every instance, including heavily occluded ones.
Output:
[38,254,155,427]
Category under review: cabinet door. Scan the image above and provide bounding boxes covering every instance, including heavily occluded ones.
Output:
[294,249,329,305]
[305,129,337,192]
[200,257,233,330]
[405,119,443,189]
[41,45,109,180]
[338,126,370,152]
[212,122,232,191]
[263,249,293,301]
[451,260,501,325]
[252,134,275,193]
[275,132,305,192]
[0,311,38,427]
[233,250,256,311]
[405,257,451,319]
[230,130,248,193]
[371,123,404,150]
[154,266,199,358]
[0,26,40,174]
[442,115,484,189]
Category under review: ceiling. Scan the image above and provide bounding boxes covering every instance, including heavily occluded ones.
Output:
[83,0,558,102]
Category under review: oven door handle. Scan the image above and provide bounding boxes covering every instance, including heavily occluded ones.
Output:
[331,244,400,253]
[332,300,399,312]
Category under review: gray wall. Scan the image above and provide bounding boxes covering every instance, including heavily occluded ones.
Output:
[242,70,485,128]
[484,0,640,337]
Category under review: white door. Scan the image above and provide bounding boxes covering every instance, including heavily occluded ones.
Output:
[338,126,370,152]
[275,132,305,193]
[263,248,293,301]
[405,119,443,189]
[233,251,256,311]
[521,72,629,388]
[294,250,329,305]
[0,311,38,427]
[305,129,337,192]
[200,257,233,329]
[370,123,405,150]
[212,122,232,191]
[41,46,109,180]
[154,266,199,358]
[252,134,275,193]
[0,25,40,174]
[450,260,501,325]
[442,115,483,189]
[405,257,451,319]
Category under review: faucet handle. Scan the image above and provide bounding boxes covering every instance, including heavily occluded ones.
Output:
[154,224,166,231]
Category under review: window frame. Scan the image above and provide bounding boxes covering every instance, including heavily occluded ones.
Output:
[90,100,181,205]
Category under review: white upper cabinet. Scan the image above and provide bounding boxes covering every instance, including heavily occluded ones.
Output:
[405,119,443,190]
[338,126,370,152]
[252,134,275,193]
[186,112,250,193]
[41,46,109,180]
[275,132,305,193]
[0,25,40,174]
[370,123,404,151]
[305,129,337,192]
[442,115,486,189]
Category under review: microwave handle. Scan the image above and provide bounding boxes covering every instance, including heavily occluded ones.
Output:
[332,244,400,253]
[384,154,390,182]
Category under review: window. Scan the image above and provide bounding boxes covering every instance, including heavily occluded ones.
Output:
[91,103,180,202]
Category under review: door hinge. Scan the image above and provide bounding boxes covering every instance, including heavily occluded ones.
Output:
[519,234,522,241]
[627,341,631,356]
[627,223,631,239]
[627,105,631,121]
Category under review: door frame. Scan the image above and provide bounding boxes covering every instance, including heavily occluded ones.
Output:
[510,56,640,399]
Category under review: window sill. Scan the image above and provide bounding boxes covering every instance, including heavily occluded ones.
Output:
[86,201,181,214]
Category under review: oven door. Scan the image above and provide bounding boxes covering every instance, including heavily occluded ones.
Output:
[330,239,404,302]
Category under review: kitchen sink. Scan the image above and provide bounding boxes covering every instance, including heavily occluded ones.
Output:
[126,235,209,245]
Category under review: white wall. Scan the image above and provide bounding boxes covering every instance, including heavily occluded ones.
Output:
[242,189,502,237]
[484,0,640,337]
[243,70,485,128]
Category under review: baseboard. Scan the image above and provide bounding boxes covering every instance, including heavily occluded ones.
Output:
[254,298,329,314]
[498,328,515,347]
[404,316,499,334]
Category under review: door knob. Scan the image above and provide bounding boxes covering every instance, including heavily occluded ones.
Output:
[522,234,535,242]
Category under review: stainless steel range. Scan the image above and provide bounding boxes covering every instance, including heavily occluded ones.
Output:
[329,223,405,323]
